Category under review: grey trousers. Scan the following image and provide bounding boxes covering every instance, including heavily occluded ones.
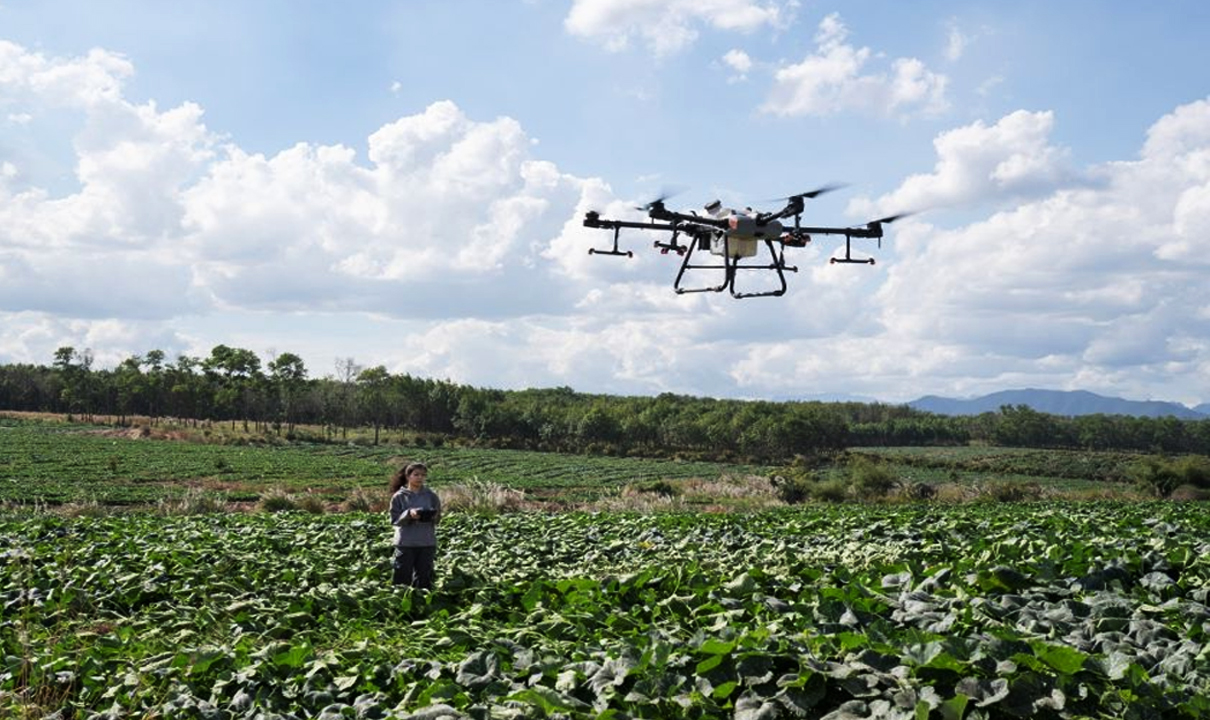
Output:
[393,545,436,589]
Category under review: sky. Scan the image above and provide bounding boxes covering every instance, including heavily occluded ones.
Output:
[1,0,1209,406]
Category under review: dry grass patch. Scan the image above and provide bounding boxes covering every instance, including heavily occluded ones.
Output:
[156,487,226,515]
[441,480,528,514]
[343,486,389,513]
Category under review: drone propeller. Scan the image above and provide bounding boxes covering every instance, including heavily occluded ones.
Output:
[863,211,914,248]
[635,185,687,212]
[761,183,848,204]
[870,211,914,225]
[786,183,848,202]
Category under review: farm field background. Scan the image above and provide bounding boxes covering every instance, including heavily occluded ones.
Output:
[4,504,1209,718]
[5,415,1207,718]
[0,416,771,508]
[0,415,1143,509]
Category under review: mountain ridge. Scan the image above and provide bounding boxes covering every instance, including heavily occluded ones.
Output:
[907,388,1207,419]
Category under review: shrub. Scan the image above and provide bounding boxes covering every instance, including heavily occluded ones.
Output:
[901,482,938,501]
[595,488,687,513]
[158,487,225,515]
[441,480,526,515]
[1173,455,1210,488]
[259,488,298,513]
[295,494,327,514]
[1169,484,1210,501]
[979,480,1045,503]
[770,474,813,504]
[633,480,679,497]
[343,486,386,513]
[1127,456,1202,498]
[810,478,850,503]
[58,497,112,518]
[848,457,897,500]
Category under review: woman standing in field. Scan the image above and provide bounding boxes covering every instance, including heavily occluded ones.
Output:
[389,462,442,589]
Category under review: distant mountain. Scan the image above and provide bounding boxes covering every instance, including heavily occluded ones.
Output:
[908,389,1207,419]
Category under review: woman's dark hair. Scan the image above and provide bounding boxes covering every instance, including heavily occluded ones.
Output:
[389,462,428,495]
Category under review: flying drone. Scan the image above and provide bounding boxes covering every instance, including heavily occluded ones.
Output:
[583,185,908,299]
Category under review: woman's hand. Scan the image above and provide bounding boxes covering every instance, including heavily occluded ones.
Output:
[408,508,419,520]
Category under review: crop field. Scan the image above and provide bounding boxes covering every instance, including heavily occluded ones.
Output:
[859,447,1140,491]
[0,419,769,507]
[3,502,1209,718]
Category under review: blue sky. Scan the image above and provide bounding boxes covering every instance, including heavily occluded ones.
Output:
[2,0,1209,406]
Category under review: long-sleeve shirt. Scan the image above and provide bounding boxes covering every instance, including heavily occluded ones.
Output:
[389,487,442,547]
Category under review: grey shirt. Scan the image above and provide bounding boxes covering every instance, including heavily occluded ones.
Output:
[389,487,442,547]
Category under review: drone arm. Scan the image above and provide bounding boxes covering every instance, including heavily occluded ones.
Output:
[584,213,680,232]
[792,223,883,238]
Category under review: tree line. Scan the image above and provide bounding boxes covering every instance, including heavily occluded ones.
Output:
[1,346,1208,462]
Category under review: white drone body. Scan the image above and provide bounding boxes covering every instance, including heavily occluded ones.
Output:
[704,202,785,258]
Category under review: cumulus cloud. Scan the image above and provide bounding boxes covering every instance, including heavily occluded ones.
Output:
[564,0,788,56]
[857,99,1210,401]
[0,40,604,326]
[849,110,1078,216]
[0,39,693,373]
[722,49,753,82]
[0,311,194,367]
[702,100,1210,404]
[762,13,948,118]
[3,38,1209,406]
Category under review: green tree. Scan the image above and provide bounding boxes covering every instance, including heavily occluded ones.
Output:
[114,355,145,424]
[203,345,263,430]
[142,349,167,424]
[357,365,391,444]
[268,352,308,433]
[53,346,94,419]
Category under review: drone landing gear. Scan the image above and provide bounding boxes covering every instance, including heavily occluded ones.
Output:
[654,227,689,256]
[830,232,875,265]
[588,226,633,258]
[673,237,796,299]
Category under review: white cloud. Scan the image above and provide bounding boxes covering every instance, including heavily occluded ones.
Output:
[945,23,968,62]
[848,110,1077,216]
[855,99,1210,401]
[762,13,948,118]
[722,49,753,81]
[3,38,1209,406]
[0,34,602,322]
[564,0,789,56]
[0,41,133,108]
[0,311,193,367]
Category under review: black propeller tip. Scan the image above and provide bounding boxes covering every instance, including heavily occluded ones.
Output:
[635,185,688,211]
[872,211,914,225]
[759,183,848,204]
[790,182,848,201]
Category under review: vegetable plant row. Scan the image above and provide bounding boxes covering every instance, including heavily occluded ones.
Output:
[0,421,767,505]
[3,502,1209,718]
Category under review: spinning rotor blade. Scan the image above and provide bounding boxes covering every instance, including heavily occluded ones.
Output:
[788,183,847,201]
[762,183,848,204]
[635,185,687,211]
[871,211,914,225]
[863,211,914,248]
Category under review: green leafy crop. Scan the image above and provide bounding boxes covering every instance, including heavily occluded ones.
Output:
[3,502,1209,718]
